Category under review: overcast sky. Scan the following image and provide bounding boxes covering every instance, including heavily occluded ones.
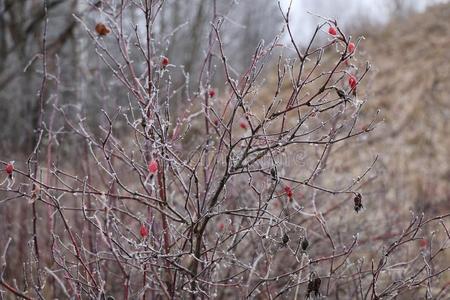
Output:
[279,0,446,43]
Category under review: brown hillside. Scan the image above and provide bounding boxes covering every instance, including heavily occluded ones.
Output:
[363,3,450,214]
[258,5,450,280]
[263,3,450,216]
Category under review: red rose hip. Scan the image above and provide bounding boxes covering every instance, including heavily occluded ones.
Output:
[348,75,357,90]
[347,42,355,53]
[148,160,158,174]
[140,224,149,238]
[284,186,293,199]
[161,56,169,67]
[5,162,13,176]
[419,239,428,248]
[218,223,224,231]
[328,27,337,36]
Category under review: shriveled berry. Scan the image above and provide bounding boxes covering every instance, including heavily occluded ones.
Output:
[301,238,309,251]
[95,23,110,36]
[282,233,289,245]
[354,193,363,212]
[306,274,321,298]
[208,89,216,98]
[270,168,277,181]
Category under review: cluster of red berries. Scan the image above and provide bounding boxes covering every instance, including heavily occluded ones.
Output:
[328,26,356,54]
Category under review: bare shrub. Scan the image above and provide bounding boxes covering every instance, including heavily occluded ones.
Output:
[1,1,449,299]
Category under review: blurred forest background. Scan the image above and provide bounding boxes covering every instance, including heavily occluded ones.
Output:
[0,0,449,298]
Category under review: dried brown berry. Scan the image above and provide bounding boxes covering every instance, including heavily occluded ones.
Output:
[354,193,363,212]
[301,238,309,251]
[95,23,110,36]
[335,87,347,100]
[306,273,321,298]
[270,168,277,181]
[282,233,289,245]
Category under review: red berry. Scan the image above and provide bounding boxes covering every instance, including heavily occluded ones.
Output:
[5,163,13,175]
[239,120,247,129]
[208,89,216,98]
[218,223,224,231]
[328,27,337,36]
[139,224,149,238]
[161,56,169,67]
[284,186,293,199]
[347,42,355,53]
[348,75,357,90]
[419,239,428,248]
[148,160,158,174]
